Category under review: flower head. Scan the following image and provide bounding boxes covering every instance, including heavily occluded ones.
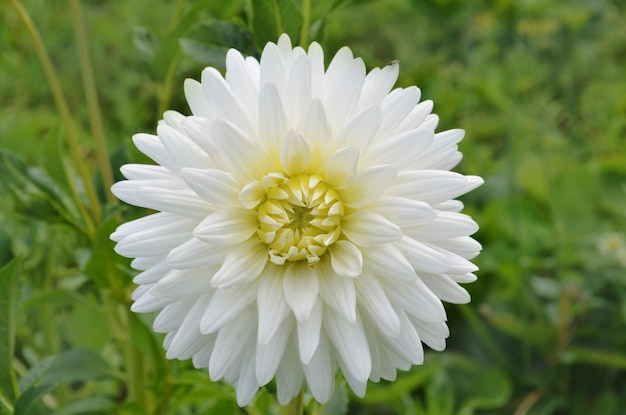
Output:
[111,34,483,406]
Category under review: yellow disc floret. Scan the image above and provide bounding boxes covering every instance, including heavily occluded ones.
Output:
[240,173,344,265]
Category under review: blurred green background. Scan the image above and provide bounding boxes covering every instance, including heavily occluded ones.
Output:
[1,0,625,414]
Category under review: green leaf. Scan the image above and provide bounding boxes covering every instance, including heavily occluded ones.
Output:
[52,397,116,415]
[13,384,54,415]
[0,151,83,231]
[362,362,436,404]
[18,357,55,394]
[0,259,20,403]
[322,379,348,415]
[38,349,114,386]
[84,215,127,293]
[250,0,303,47]
[180,20,255,68]
[456,366,511,415]
[62,303,112,350]
[19,349,114,395]
[132,26,158,60]
[151,1,211,80]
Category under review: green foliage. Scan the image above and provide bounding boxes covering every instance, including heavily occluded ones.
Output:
[1,0,625,414]
[249,0,303,47]
[180,20,255,67]
[0,260,20,408]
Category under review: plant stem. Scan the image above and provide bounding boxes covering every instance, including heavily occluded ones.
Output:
[69,0,117,206]
[157,50,182,119]
[156,0,185,118]
[299,0,311,47]
[8,0,100,232]
[286,388,305,415]
[119,303,147,408]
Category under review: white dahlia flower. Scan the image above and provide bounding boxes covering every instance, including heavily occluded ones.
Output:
[111,34,483,406]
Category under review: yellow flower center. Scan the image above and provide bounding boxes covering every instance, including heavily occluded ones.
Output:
[240,173,344,265]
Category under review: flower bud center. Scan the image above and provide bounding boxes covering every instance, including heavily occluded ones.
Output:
[240,173,344,265]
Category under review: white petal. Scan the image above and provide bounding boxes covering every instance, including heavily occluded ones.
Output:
[201,67,254,135]
[157,123,211,169]
[131,256,162,271]
[387,170,469,205]
[302,334,334,403]
[210,239,267,288]
[256,319,291,386]
[180,116,213,155]
[260,41,287,97]
[380,310,424,364]
[165,295,209,359]
[361,244,416,280]
[339,360,367,398]
[324,49,365,127]
[325,309,371,383]
[131,289,171,313]
[307,42,326,100]
[374,86,421,142]
[133,261,170,284]
[194,208,257,246]
[356,273,401,337]
[428,244,479,273]
[120,164,175,181]
[395,100,433,133]
[396,235,450,273]
[296,300,322,364]
[153,298,194,333]
[370,196,436,227]
[184,78,213,120]
[448,272,478,283]
[410,317,449,351]
[283,262,319,321]
[359,62,399,109]
[258,83,288,157]
[132,133,178,171]
[297,99,332,171]
[151,267,216,299]
[318,261,356,323]
[342,211,402,247]
[180,168,239,208]
[421,114,439,130]
[166,238,226,269]
[329,240,363,278]
[209,307,256,380]
[275,336,304,405]
[257,266,290,345]
[407,212,479,241]
[235,348,260,406]
[334,105,381,151]
[112,182,211,218]
[225,49,259,119]
[210,119,271,182]
[200,283,257,333]
[111,211,192,242]
[341,165,397,208]
[162,109,186,127]
[364,128,433,169]
[323,146,359,189]
[381,277,447,323]
[419,272,471,304]
[280,130,311,176]
[285,55,312,123]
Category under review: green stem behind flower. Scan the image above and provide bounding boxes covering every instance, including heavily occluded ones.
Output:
[299,0,311,47]
[282,387,304,415]
[156,0,185,119]
[69,0,117,207]
[8,0,100,233]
